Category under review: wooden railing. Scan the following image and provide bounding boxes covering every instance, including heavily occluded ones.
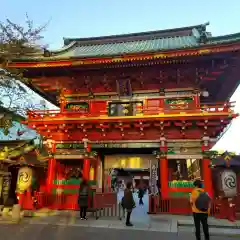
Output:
[27,101,236,120]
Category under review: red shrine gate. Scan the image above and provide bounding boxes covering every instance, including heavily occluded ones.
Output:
[7,23,240,216]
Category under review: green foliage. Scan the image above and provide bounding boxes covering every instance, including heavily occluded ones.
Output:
[0,14,47,63]
[0,14,48,95]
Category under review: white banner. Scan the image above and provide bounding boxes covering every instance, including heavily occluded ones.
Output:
[150,163,158,194]
[221,169,237,198]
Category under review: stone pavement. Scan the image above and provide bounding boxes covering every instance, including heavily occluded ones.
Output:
[0,223,236,240]
[1,201,240,236]
[27,212,177,232]
[24,211,240,236]
[1,210,240,238]
[151,214,240,236]
[151,214,240,227]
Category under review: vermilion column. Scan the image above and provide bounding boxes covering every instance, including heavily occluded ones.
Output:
[202,158,213,198]
[193,94,200,108]
[160,157,168,199]
[83,159,90,180]
[47,158,56,193]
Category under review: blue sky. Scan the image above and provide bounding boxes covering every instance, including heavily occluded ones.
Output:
[1,0,240,152]
[2,0,240,49]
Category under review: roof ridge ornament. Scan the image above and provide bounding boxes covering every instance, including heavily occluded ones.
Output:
[202,22,210,28]
[198,23,210,44]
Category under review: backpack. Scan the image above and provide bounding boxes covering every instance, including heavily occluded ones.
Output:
[195,191,211,212]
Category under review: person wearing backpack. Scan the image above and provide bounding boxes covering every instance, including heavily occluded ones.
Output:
[190,179,211,240]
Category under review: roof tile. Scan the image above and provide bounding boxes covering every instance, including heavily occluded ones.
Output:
[60,36,199,58]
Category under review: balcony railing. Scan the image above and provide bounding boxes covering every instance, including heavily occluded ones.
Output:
[27,101,236,120]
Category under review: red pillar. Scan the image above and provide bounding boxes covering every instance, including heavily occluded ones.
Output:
[193,94,200,108]
[47,158,56,193]
[160,157,168,199]
[202,158,213,198]
[83,159,90,180]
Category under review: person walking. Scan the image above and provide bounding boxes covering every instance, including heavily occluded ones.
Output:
[122,182,136,226]
[190,179,211,240]
[138,187,144,205]
[78,179,89,220]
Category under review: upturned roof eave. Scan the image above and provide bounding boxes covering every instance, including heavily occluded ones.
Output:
[9,38,240,63]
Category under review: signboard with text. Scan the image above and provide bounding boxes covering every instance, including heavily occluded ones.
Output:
[56,142,160,149]
[65,102,89,112]
[150,162,158,194]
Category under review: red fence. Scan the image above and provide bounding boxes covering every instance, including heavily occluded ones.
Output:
[21,191,239,221]
[148,195,219,217]
[20,191,118,211]
[93,192,117,209]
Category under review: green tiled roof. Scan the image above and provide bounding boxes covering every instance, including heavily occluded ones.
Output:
[58,35,199,58]
[208,32,240,44]
[53,32,240,58]
[14,23,240,60]
[48,24,207,58]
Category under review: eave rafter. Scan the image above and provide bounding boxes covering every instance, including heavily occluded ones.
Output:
[27,115,234,141]
[215,56,240,101]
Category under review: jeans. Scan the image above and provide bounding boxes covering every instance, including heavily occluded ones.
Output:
[126,211,132,224]
[193,212,210,240]
[139,197,143,205]
[80,207,87,218]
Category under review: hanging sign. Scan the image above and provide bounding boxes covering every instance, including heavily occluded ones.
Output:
[150,163,157,194]
[65,102,89,112]
[220,169,237,198]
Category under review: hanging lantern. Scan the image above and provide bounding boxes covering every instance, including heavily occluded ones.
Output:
[0,151,7,160]
[16,167,33,193]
